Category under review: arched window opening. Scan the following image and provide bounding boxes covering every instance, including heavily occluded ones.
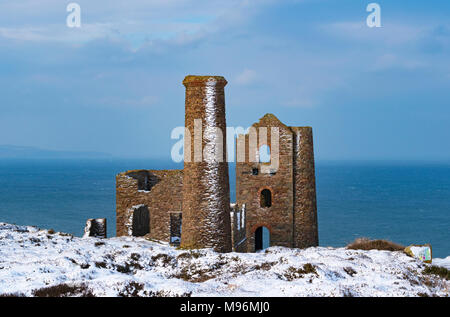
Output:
[260,189,272,208]
[259,145,271,163]
[255,226,270,251]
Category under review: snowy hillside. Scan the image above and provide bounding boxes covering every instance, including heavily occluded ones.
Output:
[0,223,448,297]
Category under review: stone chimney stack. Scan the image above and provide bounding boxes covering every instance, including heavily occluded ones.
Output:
[180,75,232,252]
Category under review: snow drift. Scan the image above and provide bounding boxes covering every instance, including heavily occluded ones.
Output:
[0,223,448,297]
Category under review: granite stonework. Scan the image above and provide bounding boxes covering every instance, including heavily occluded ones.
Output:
[116,169,183,241]
[116,75,318,253]
[235,116,318,252]
[181,76,232,252]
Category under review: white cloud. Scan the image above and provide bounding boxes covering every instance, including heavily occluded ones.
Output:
[98,95,159,108]
[281,85,322,108]
[0,0,275,48]
[235,69,257,85]
[319,20,450,73]
[320,21,427,46]
[370,53,426,71]
[0,23,114,43]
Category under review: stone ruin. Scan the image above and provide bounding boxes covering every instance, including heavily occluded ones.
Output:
[116,75,318,252]
[83,218,107,238]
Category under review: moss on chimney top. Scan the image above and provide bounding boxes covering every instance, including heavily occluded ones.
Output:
[183,75,227,86]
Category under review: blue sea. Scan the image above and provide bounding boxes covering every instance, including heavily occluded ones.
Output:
[0,159,448,257]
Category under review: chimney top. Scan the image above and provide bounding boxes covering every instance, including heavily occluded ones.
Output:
[183,75,227,87]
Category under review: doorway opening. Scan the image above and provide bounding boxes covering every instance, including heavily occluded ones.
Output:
[255,226,270,251]
[131,205,150,237]
[170,212,182,246]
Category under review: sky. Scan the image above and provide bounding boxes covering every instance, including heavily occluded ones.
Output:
[0,0,449,161]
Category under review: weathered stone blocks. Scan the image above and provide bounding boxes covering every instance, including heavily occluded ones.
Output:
[180,75,232,252]
[115,76,318,253]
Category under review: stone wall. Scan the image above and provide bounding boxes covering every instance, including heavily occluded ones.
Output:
[292,127,319,248]
[116,169,183,242]
[181,75,232,252]
[83,218,107,238]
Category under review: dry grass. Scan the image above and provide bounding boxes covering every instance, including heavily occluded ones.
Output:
[115,261,142,274]
[0,293,25,297]
[173,266,217,283]
[172,259,229,283]
[254,261,277,271]
[95,261,108,269]
[118,282,145,297]
[344,266,357,277]
[283,263,318,281]
[177,251,203,260]
[423,266,450,280]
[130,253,141,261]
[346,238,404,251]
[118,282,193,297]
[32,283,94,297]
[151,253,174,266]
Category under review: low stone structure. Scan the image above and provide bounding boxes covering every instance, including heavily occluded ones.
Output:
[83,218,107,238]
[116,170,183,240]
[116,75,318,252]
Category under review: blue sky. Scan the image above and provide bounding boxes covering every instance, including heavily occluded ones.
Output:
[0,0,449,160]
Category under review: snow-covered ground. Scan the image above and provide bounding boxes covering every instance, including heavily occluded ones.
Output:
[433,257,450,270]
[0,223,448,297]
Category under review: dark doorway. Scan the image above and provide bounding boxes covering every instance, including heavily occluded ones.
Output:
[260,189,272,207]
[170,212,182,246]
[132,205,150,237]
[255,226,270,251]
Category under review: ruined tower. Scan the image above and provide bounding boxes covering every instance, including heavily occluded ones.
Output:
[234,114,318,252]
[180,75,232,252]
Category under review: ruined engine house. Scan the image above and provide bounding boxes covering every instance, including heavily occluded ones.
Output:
[116,75,318,252]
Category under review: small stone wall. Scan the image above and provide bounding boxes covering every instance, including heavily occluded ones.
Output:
[83,218,107,238]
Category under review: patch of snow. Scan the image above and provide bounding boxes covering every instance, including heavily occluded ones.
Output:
[433,257,450,269]
[241,204,246,229]
[0,222,448,297]
[82,220,92,238]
